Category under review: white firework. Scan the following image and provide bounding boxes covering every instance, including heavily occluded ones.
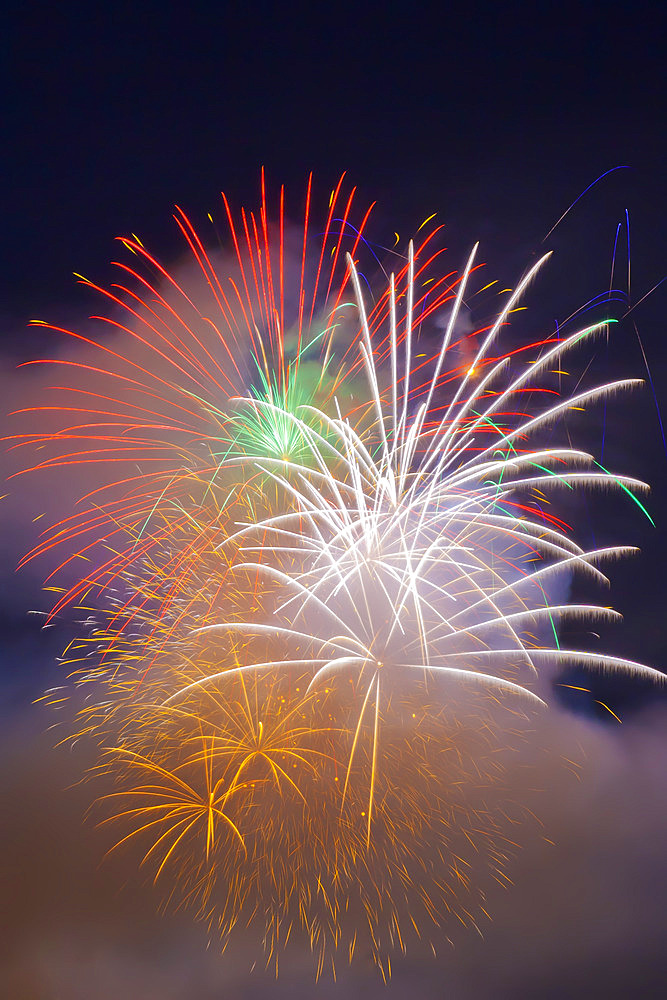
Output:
[169,243,663,840]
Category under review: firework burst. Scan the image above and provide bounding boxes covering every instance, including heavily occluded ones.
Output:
[13,175,663,977]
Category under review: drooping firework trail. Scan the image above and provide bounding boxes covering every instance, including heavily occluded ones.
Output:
[12,173,663,979]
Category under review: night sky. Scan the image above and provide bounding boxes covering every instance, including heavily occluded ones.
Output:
[2,2,666,997]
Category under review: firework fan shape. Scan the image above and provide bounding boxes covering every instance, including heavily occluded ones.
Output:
[12,174,663,979]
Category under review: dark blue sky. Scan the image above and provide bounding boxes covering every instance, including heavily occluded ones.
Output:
[3,0,664,324]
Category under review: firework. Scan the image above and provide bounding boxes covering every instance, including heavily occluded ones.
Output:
[14,176,663,977]
[174,242,661,844]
